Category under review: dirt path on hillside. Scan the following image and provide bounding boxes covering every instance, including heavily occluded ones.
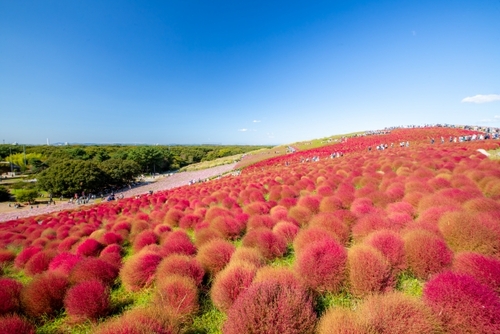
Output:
[0,163,236,223]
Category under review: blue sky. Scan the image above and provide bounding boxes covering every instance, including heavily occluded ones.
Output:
[1,0,499,145]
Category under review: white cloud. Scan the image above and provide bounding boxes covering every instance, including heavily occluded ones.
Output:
[494,115,500,119]
[461,94,500,103]
[238,128,248,132]
[253,120,261,123]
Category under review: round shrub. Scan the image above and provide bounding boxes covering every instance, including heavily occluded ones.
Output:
[404,229,453,280]
[94,307,177,334]
[20,271,69,318]
[272,221,299,244]
[293,227,337,256]
[14,246,42,269]
[316,307,364,334]
[351,213,392,242]
[308,212,350,245]
[211,262,257,312]
[0,250,15,266]
[24,250,55,276]
[156,254,205,286]
[365,229,406,272]
[69,257,119,287]
[197,239,235,275]
[154,275,199,319]
[295,238,347,293]
[75,238,104,257]
[0,315,35,334]
[288,205,313,226]
[132,230,158,253]
[160,230,196,257]
[242,228,287,261]
[453,252,500,294]
[230,246,265,268]
[253,266,300,287]
[348,245,394,297]
[48,252,82,277]
[438,211,500,256]
[423,271,500,333]
[358,291,441,333]
[120,251,163,292]
[64,280,110,322]
[0,278,23,315]
[223,280,317,334]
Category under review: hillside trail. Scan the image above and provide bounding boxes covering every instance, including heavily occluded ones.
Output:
[0,163,236,223]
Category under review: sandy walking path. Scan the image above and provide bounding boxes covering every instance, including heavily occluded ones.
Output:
[0,163,236,223]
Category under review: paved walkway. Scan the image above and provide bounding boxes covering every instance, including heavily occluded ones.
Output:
[0,163,236,223]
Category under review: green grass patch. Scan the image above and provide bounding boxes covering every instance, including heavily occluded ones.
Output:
[270,245,295,267]
[315,290,356,316]
[1,264,32,285]
[186,292,226,334]
[396,270,424,297]
[487,147,500,160]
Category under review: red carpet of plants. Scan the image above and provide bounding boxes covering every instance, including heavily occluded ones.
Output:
[1,127,500,333]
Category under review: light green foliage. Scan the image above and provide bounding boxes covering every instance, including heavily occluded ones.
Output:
[396,271,424,297]
[14,188,39,203]
[315,290,357,316]
[5,152,44,171]
[188,295,226,334]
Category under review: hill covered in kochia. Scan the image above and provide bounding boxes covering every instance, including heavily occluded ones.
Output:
[0,126,499,333]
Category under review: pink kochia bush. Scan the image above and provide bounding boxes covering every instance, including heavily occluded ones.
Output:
[210,262,257,312]
[241,227,287,261]
[75,238,104,257]
[223,280,317,334]
[348,245,394,297]
[48,252,82,276]
[64,280,110,322]
[0,315,35,334]
[20,272,69,318]
[196,239,235,275]
[404,229,453,280]
[154,275,199,320]
[14,246,42,269]
[0,278,23,315]
[295,239,347,293]
[453,252,500,294]
[357,291,440,334]
[24,250,55,276]
[69,257,119,287]
[423,271,500,333]
[156,254,205,287]
[120,251,163,292]
[365,229,406,272]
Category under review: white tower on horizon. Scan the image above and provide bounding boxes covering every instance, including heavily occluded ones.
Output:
[47,138,50,145]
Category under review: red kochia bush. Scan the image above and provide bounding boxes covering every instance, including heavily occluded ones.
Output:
[223,280,317,334]
[160,230,196,257]
[48,252,82,276]
[453,252,500,294]
[348,245,394,297]
[295,238,347,293]
[132,230,158,253]
[20,272,69,318]
[272,221,299,244]
[156,254,205,286]
[64,280,110,322]
[69,257,119,287]
[438,211,500,256]
[404,229,453,280]
[316,307,364,334]
[308,212,350,245]
[365,230,406,272]
[230,247,265,268]
[155,275,199,319]
[0,250,16,265]
[211,262,257,312]
[120,251,163,292]
[0,278,23,315]
[94,307,176,334]
[197,239,235,275]
[75,238,104,257]
[14,246,42,269]
[423,272,500,333]
[0,315,35,334]
[24,250,55,276]
[242,228,287,261]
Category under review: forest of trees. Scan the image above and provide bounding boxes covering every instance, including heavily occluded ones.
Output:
[0,144,269,198]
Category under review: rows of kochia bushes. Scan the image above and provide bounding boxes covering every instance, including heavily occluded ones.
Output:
[0,127,500,333]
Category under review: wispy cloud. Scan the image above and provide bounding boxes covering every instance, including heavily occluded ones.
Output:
[494,115,500,119]
[253,120,261,123]
[238,128,248,132]
[461,94,500,103]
